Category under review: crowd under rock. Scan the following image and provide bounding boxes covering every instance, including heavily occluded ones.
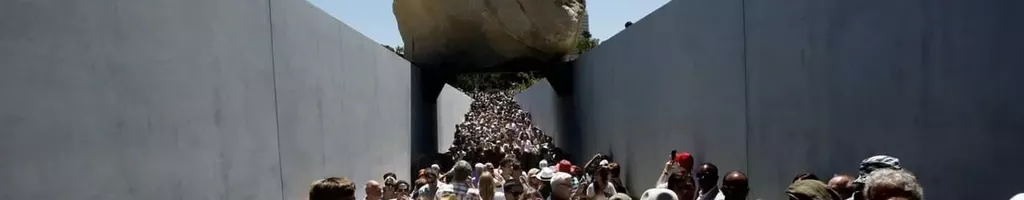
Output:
[440,90,566,170]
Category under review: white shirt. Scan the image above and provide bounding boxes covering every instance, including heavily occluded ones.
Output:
[697,187,724,200]
[586,182,617,200]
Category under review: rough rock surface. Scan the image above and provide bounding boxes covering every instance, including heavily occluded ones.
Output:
[393,0,585,71]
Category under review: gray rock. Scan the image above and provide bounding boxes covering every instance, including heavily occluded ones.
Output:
[393,0,584,71]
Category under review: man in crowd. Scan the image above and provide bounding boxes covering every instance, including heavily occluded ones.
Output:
[416,168,443,200]
[309,177,357,200]
[720,171,749,200]
[383,173,399,200]
[695,163,723,200]
[828,175,855,199]
[366,181,383,200]
[396,180,412,200]
[551,172,576,200]
[850,155,903,200]
[449,160,480,200]
[786,179,840,200]
[862,169,923,200]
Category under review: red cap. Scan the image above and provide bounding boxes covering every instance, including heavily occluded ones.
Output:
[557,160,573,173]
[674,152,694,170]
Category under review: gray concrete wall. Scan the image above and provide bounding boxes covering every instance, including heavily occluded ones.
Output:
[0,0,460,199]
[541,0,1024,199]
[270,0,416,199]
[0,0,282,199]
[437,85,473,153]
[743,0,1024,199]
[573,0,749,195]
[515,80,563,145]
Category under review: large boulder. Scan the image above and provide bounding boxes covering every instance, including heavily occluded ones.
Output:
[393,0,585,72]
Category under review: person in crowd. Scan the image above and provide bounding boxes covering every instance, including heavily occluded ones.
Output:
[786,180,840,200]
[827,175,855,200]
[367,181,384,200]
[585,164,618,200]
[720,171,749,200]
[641,188,679,200]
[396,180,413,200]
[607,163,630,197]
[862,169,923,200]
[551,172,576,200]
[537,165,556,199]
[610,193,633,200]
[695,163,723,200]
[527,168,543,190]
[504,181,526,200]
[557,160,573,173]
[384,173,399,200]
[413,177,428,199]
[449,160,481,200]
[416,168,443,200]
[522,188,545,200]
[656,152,697,200]
[437,184,458,200]
[309,177,357,200]
[850,155,903,200]
[480,172,497,200]
[793,173,820,183]
[476,163,488,186]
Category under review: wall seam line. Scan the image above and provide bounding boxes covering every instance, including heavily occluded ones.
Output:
[740,0,751,178]
[267,0,287,199]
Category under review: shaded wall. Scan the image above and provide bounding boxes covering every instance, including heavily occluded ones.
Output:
[437,85,473,153]
[515,80,563,145]
[574,0,749,195]
[0,0,471,199]
[517,0,1024,199]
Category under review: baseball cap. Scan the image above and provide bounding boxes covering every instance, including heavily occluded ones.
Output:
[853,155,902,183]
[557,160,572,173]
[674,152,694,170]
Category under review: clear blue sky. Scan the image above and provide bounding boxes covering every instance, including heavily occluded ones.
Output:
[307,0,671,46]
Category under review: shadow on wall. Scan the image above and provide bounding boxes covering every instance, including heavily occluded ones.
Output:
[518,0,1024,199]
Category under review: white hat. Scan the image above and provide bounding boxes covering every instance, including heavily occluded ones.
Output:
[536,167,555,181]
[640,188,678,200]
[599,160,610,166]
[1011,193,1024,200]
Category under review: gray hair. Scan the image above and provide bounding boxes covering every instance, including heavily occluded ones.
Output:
[863,168,924,200]
[452,160,473,181]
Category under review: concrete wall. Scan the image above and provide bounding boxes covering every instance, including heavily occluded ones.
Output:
[269,0,417,199]
[528,0,1024,199]
[437,85,473,152]
[515,80,563,145]
[0,0,469,199]
[743,0,1024,199]
[573,0,749,195]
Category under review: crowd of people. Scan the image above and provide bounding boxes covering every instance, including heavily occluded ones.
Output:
[442,91,566,169]
[303,92,936,200]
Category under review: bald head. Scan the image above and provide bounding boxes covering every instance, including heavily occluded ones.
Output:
[366,181,383,200]
[829,175,855,199]
[721,171,749,200]
[696,163,719,191]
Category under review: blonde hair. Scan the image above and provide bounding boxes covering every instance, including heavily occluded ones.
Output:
[479,171,496,200]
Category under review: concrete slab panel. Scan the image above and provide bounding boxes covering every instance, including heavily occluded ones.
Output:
[437,85,472,153]
[270,0,412,199]
[744,0,1024,199]
[571,0,748,195]
[0,0,281,199]
[515,80,563,145]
